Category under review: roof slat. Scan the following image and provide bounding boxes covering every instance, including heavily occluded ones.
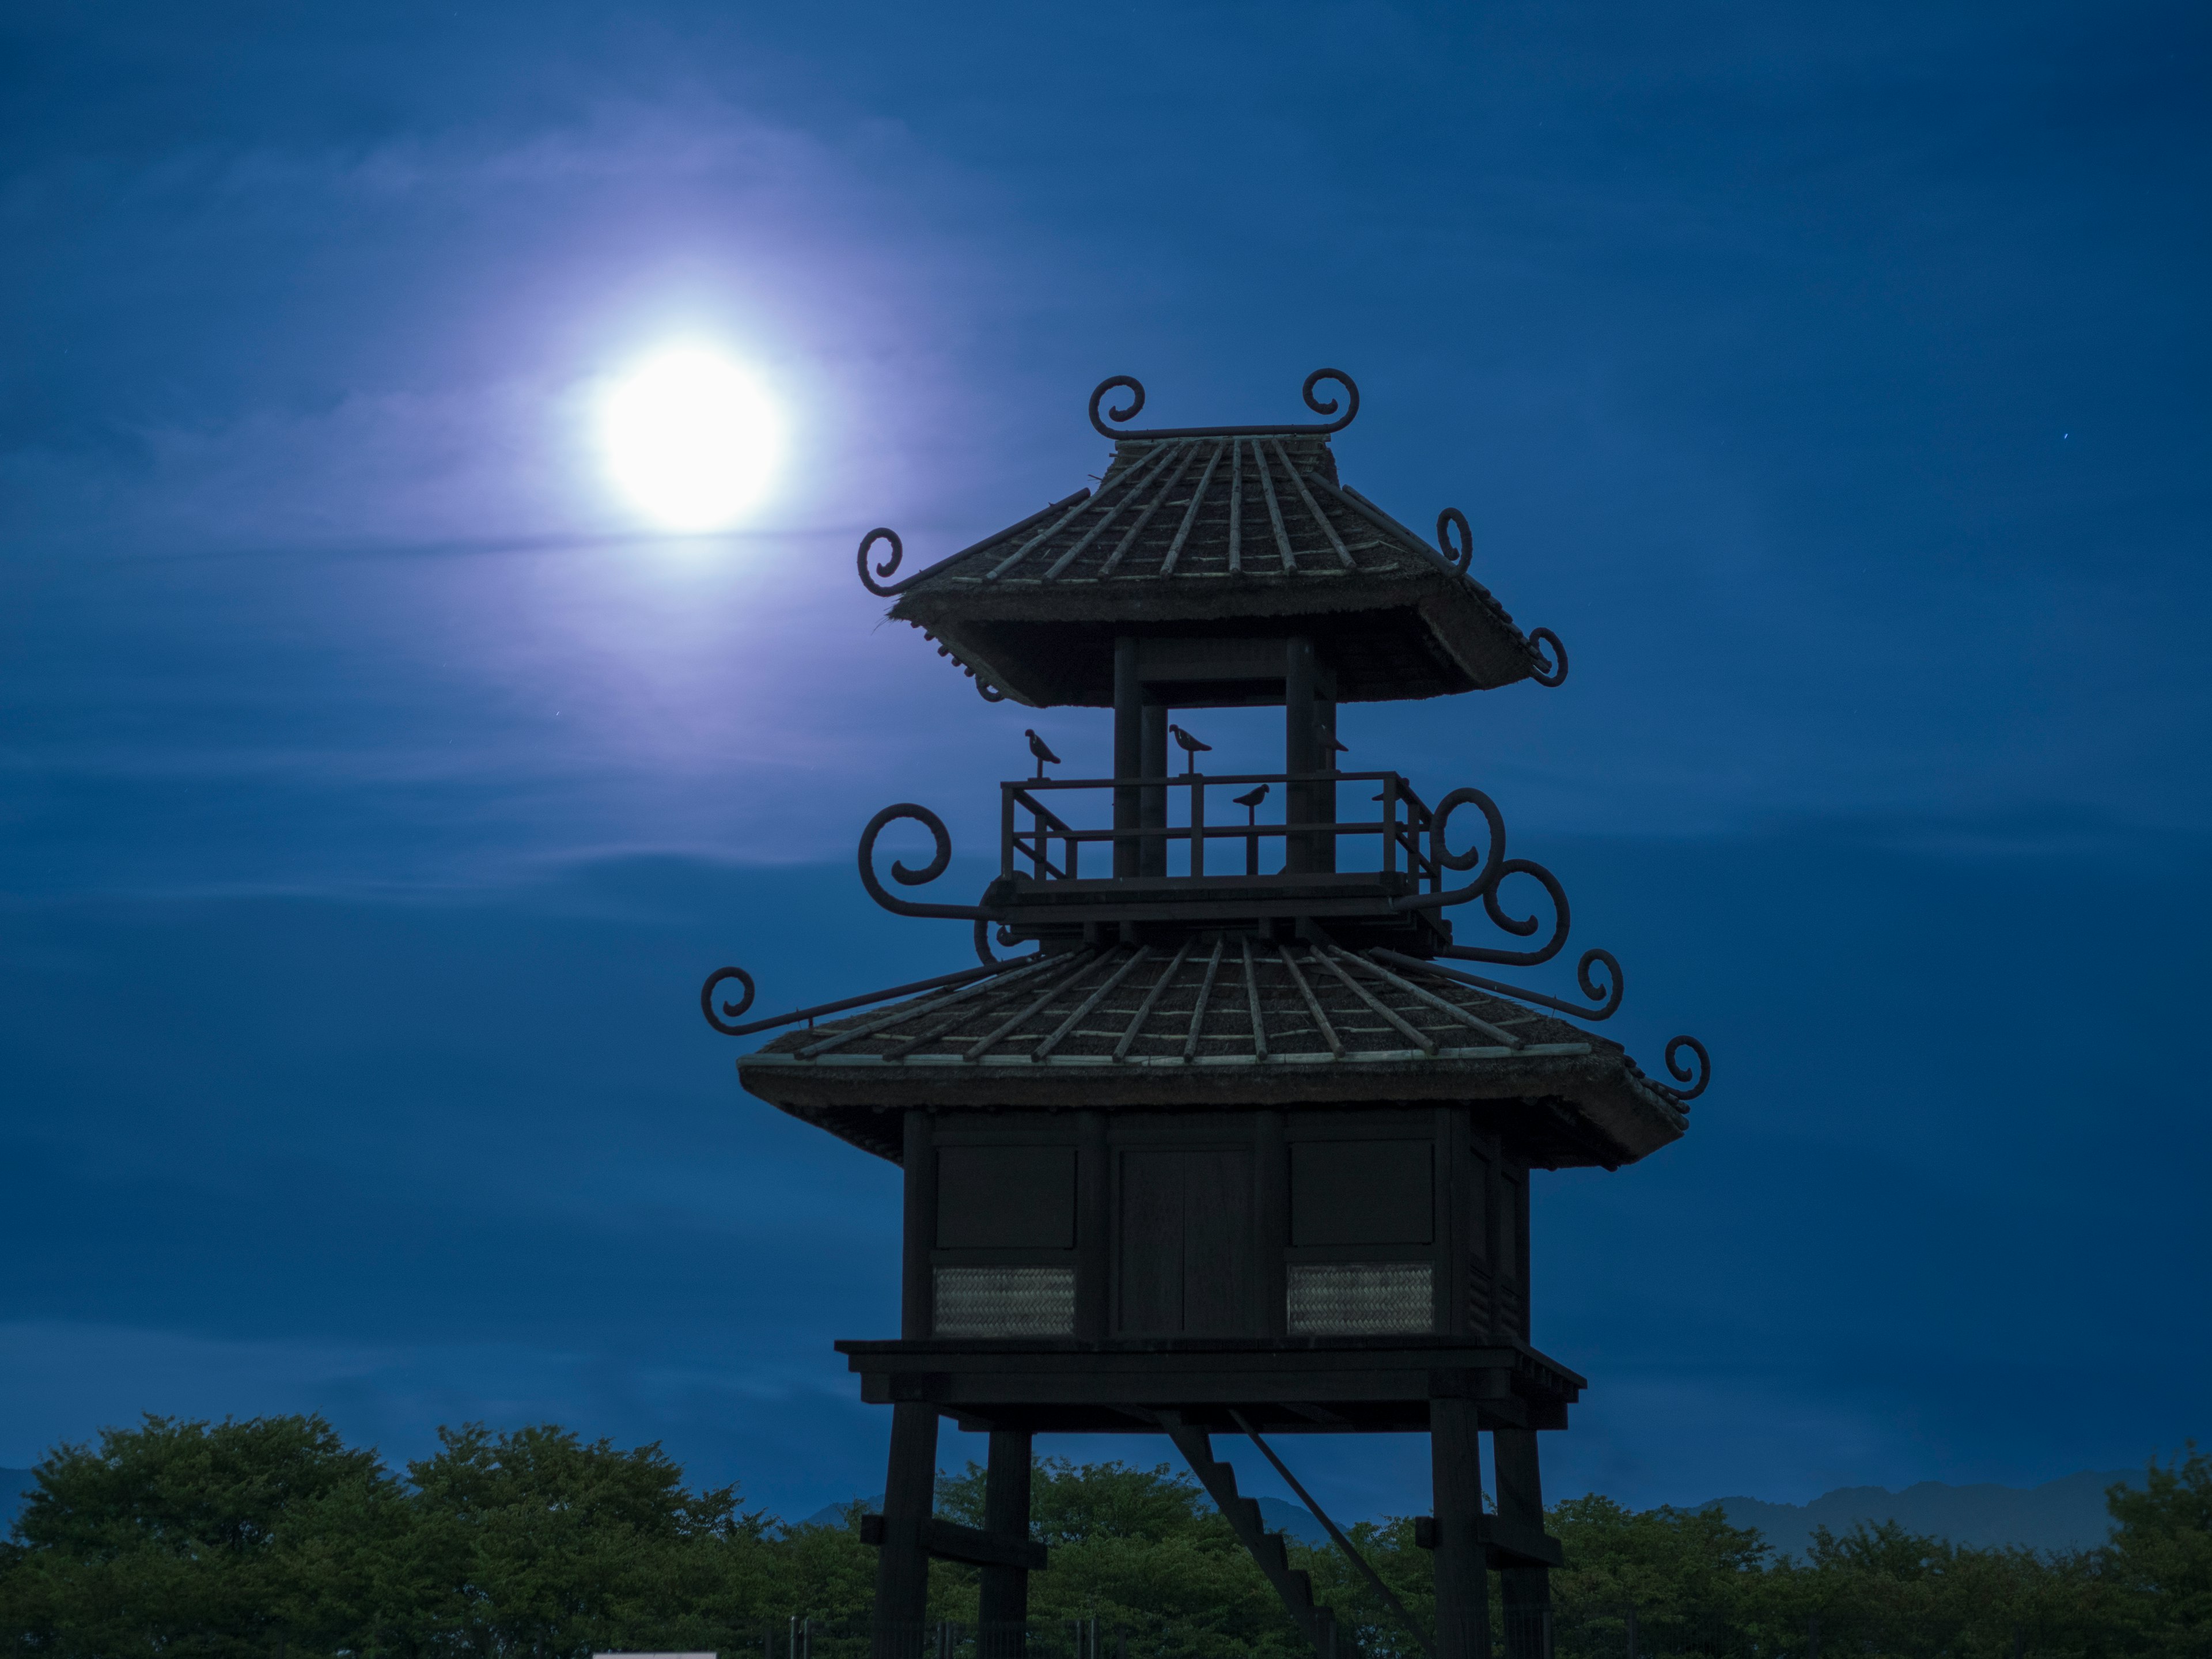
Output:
[1252,437,1296,570]
[964,949,1108,1060]
[1334,949,1524,1048]
[1227,442,1245,573]
[1274,438,1355,569]
[796,952,1056,1057]
[1313,946,1435,1052]
[1035,946,1154,1058]
[1277,945,1343,1056]
[1161,440,1228,575]
[1100,443,1199,576]
[878,950,1087,1059]
[1037,444,1188,581]
[1115,935,1194,1061]
[1184,933,1228,1060]
[1240,934,1269,1059]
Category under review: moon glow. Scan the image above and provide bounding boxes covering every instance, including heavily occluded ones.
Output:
[600,346,780,531]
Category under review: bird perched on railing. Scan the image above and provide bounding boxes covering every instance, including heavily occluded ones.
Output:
[1024,729,1061,778]
[1232,783,1270,820]
[1168,724,1211,775]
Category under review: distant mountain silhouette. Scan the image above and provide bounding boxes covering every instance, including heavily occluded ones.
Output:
[1711,1471,2139,1559]
[798,1492,1328,1544]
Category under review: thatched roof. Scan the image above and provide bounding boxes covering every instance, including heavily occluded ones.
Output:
[737,935,1687,1171]
[870,423,1565,708]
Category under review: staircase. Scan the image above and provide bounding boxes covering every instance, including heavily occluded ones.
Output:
[1166,1423,1344,1659]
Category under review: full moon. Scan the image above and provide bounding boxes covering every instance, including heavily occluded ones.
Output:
[600,346,780,531]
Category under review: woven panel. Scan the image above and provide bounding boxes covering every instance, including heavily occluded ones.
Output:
[1286,1262,1434,1335]
[933,1266,1076,1337]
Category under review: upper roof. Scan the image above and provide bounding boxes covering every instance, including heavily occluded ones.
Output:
[861,372,1567,708]
[736,934,1691,1172]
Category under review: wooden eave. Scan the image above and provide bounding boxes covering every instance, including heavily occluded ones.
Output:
[734,940,1687,1171]
[882,433,1544,707]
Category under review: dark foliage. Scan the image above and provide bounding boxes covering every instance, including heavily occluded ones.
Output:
[2,1420,2203,1659]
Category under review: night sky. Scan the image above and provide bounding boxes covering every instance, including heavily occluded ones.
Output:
[3,2,2207,1528]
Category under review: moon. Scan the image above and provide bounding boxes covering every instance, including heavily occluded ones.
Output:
[600,346,780,531]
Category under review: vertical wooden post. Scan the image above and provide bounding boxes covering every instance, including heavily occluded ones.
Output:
[902,1111,935,1340]
[1315,695,1338,873]
[1285,635,1317,873]
[1494,1427,1553,1659]
[1076,1110,1108,1339]
[1255,1110,1287,1336]
[1430,1397,1493,1659]
[872,1402,940,1659]
[978,1427,1034,1653]
[1140,703,1168,878]
[1113,636,1141,877]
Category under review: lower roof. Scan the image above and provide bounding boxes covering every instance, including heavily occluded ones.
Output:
[737,935,1689,1171]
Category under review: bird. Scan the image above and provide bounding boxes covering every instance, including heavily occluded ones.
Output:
[1316,726,1349,770]
[1168,723,1212,775]
[1232,783,1270,817]
[1024,729,1061,778]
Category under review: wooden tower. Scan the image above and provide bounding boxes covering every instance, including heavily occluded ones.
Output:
[703,370,1708,1659]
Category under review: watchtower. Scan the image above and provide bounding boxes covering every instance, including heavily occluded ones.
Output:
[703,371,1708,1659]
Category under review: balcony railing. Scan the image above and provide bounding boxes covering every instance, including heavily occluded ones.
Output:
[999,769,1442,888]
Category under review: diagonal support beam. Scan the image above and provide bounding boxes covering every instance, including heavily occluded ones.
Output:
[1165,1423,1339,1659]
[1233,1412,1435,1659]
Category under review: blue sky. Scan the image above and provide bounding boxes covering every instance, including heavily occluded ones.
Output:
[2,0,2206,1525]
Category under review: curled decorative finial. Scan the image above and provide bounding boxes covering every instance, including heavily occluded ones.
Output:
[699,965,757,1035]
[858,802,994,921]
[1664,1034,1711,1101]
[857,528,905,597]
[1574,948,1624,1019]
[1301,368,1360,433]
[976,678,1007,703]
[1529,627,1569,687]
[1437,507,1473,573]
[1089,376,1147,437]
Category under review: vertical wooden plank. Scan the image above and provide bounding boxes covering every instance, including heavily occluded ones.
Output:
[1117,1150,1184,1334]
[1434,1107,1463,1338]
[872,1402,940,1659]
[978,1427,1035,1635]
[1183,1147,1257,1334]
[1141,703,1169,878]
[1077,1111,1109,1340]
[1255,1112,1289,1338]
[1315,694,1338,874]
[1113,635,1141,877]
[902,1111,935,1340]
[1494,1427,1553,1658]
[1430,1396,1493,1659]
[1285,636,1317,874]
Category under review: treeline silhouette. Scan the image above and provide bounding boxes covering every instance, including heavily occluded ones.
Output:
[0,1415,2203,1657]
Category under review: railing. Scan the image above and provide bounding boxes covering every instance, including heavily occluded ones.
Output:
[1000,770,1444,889]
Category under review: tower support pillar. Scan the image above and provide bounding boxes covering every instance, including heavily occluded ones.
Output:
[1430,1397,1493,1659]
[978,1427,1035,1656]
[870,1403,939,1659]
[1494,1426,1554,1659]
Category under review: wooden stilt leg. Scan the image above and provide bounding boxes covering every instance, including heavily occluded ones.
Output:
[872,1403,939,1659]
[1431,1397,1493,1659]
[1493,1427,1552,1659]
[978,1427,1033,1659]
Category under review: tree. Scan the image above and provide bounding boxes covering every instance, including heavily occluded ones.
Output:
[2102,1444,2212,1656]
[0,1412,402,1659]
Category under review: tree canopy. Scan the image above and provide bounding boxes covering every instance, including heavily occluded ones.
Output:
[2,1417,2203,1659]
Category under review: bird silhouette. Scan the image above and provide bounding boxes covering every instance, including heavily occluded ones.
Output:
[1025,729,1062,778]
[1168,724,1212,775]
[1232,783,1270,814]
[1316,726,1350,770]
